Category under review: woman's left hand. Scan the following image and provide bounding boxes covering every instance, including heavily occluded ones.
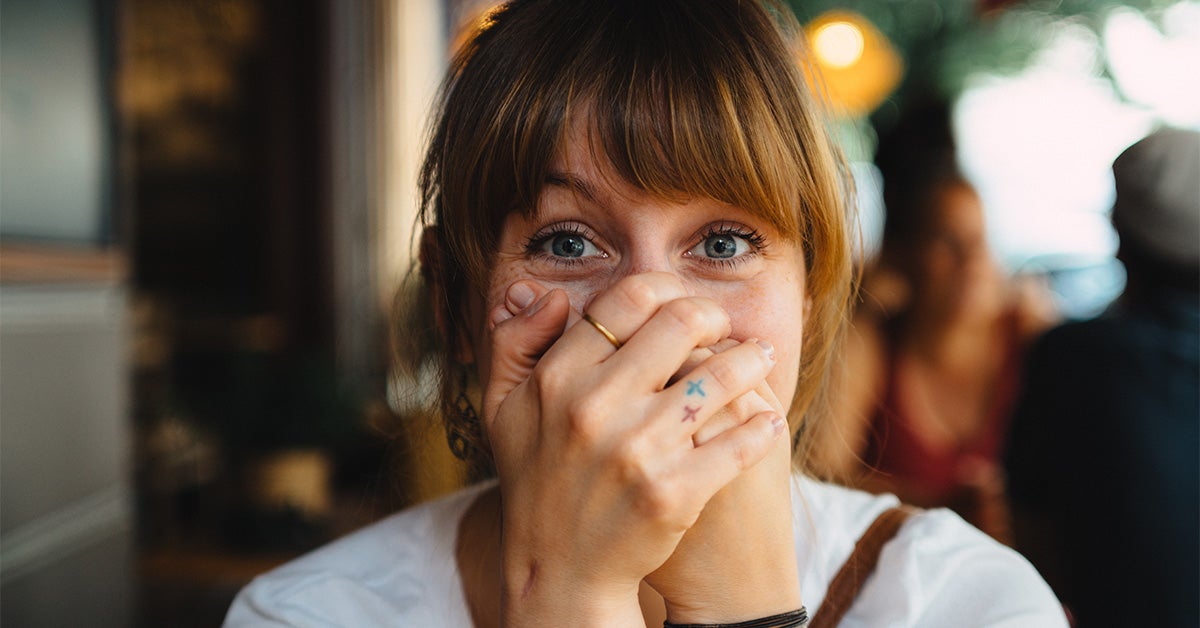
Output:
[647,344,802,624]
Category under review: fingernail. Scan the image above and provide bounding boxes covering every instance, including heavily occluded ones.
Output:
[525,290,553,317]
[509,282,537,311]
[771,414,786,435]
[490,306,515,328]
[755,339,775,361]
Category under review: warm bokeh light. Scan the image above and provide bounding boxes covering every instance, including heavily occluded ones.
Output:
[804,11,903,118]
[813,21,865,69]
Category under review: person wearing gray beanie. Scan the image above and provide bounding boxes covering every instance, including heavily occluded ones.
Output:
[1005,127,1199,627]
[1111,127,1200,293]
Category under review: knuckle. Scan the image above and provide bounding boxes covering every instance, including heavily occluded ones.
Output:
[728,433,764,472]
[613,439,656,486]
[490,318,520,350]
[707,337,741,355]
[565,394,608,442]
[612,437,648,480]
[532,356,568,393]
[615,277,661,314]
[661,299,712,334]
[704,355,744,395]
[727,393,766,424]
[634,474,682,523]
[610,439,686,524]
[731,440,751,471]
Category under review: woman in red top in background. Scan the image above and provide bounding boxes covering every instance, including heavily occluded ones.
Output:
[810,104,1057,542]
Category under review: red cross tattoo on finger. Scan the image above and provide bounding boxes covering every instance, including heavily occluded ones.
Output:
[682,405,701,422]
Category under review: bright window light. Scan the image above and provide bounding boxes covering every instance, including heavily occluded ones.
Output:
[950,13,1198,316]
[1104,3,1200,128]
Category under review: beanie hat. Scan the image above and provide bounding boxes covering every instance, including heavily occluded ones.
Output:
[1110,128,1200,268]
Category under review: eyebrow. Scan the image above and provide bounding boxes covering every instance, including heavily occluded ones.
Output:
[545,171,600,205]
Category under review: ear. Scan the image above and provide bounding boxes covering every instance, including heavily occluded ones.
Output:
[419,226,476,365]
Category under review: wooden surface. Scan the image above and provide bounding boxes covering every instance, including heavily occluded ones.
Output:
[0,244,127,284]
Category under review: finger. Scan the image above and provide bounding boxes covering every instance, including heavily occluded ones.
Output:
[604,297,732,392]
[482,288,571,423]
[692,356,787,446]
[664,339,778,447]
[752,378,785,413]
[665,338,740,388]
[686,411,786,499]
[705,338,744,356]
[488,280,552,330]
[691,388,773,447]
[651,339,775,439]
[541,272,688,367]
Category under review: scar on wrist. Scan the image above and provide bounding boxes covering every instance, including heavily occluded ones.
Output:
[682,405,701,422]
[521,560,538,599]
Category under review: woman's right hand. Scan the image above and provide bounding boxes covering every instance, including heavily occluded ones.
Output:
[481,272,784,626]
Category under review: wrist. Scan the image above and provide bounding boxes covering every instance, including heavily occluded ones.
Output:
[500,554,645,627]
[659,561,802,624]
[501,584,645,627]
[657,457,801,622]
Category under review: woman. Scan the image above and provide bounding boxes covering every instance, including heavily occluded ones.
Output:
[225,2,1065,625]
[810,109,1057,541]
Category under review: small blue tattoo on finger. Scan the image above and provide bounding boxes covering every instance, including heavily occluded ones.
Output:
[686,379,706,397]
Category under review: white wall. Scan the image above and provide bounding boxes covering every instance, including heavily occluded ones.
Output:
[0,284,134,627]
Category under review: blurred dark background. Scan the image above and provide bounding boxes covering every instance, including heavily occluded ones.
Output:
[0,0,1194,625]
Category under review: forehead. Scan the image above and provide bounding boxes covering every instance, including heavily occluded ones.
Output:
[534,109,794,232]
[542,115,663,205]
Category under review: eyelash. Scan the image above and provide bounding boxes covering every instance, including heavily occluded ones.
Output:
[523,222,600,268]
[522,221,768,268]
[694,222,767,268]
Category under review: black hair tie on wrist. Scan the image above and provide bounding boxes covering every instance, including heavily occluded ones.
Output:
[663,607,809,628]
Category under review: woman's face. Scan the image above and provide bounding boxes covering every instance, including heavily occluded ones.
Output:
[915,183,1002,317]
[472,123,810,413]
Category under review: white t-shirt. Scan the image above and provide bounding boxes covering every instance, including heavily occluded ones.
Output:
[224,476,1067,627]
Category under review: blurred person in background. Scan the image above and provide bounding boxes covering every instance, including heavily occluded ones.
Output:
[810,103,1058,542]
[1005,127,1199,627]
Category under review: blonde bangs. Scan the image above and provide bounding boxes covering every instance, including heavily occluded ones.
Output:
[544,3,825,246]
[572,81,800,242]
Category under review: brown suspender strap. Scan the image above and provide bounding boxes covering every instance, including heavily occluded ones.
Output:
[809,505,918,628]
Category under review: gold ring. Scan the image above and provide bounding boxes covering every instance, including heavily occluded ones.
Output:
[582,313,622,349]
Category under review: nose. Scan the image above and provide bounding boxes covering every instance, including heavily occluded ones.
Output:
[578,262,691,315]
[622,250,677,277]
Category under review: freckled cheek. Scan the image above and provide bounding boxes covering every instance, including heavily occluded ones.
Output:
[721,293,804,408]
[552,281,611,315]
[485,263,611,317]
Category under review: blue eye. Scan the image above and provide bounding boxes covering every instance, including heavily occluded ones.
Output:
[704,234,742,259]
[691,232,753,260]
[548,233,590,258]
[527,225,604,263]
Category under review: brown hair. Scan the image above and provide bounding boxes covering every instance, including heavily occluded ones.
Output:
[406,0,855,476]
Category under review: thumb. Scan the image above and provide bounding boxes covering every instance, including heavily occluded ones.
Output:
[482,284,570,422]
